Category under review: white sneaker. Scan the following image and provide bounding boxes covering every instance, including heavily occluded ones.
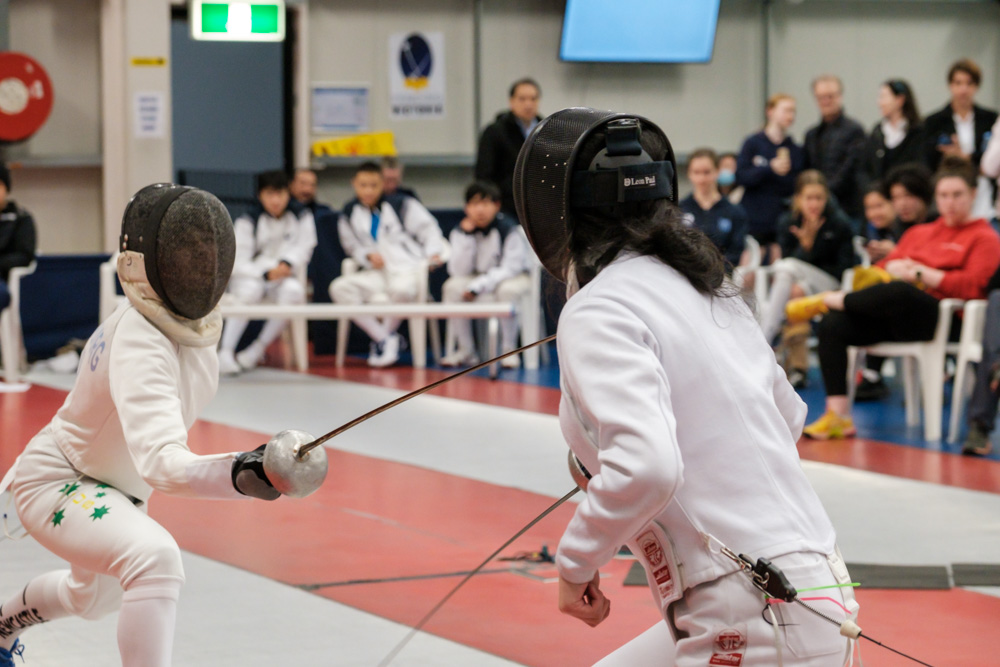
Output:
[369,334,401,368]
[440,350,480,368]
[501,352,521,369]
[218,349,241,376]
[236,341,265,371]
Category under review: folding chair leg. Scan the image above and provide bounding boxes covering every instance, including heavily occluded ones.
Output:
[409,317,427,369]
[336,317,350,368]
[290,317,309,372]
[846,347,860,407]
[948,358,973,444]
[487,317,500,380]
[428,319,442,366]
[902,358,920,428]
[918,354,945,441]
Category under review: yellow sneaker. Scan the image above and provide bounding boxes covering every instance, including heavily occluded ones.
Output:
[851,266,892,292]
[785,294,829,324]
[802,410,856,440]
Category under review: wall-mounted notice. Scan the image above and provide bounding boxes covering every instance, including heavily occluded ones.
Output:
[312,85,369,133]
[133,91,165,139]
[388,32,445,119]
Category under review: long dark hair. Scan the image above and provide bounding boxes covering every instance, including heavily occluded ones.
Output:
[565,124,733,298]
[883,79,921,128]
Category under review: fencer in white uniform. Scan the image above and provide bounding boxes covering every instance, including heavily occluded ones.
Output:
[0,185,286,666]
[513,109,858,666]
[442,181,532,367]
[219,170,317,374]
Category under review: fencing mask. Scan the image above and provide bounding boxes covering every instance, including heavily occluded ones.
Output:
[513,107,677,281]
[118,184,236,321]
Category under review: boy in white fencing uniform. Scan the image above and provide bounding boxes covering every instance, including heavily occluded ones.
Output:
[219,170,317,374]
[441,181,532,368]
[0,185,287,666]
[330,161,444,367]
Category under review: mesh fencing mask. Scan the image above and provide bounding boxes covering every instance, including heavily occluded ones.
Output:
[118,184,236,320]
[513,107,677,281]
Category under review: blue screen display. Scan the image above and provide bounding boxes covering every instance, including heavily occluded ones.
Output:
[560,0,722,63]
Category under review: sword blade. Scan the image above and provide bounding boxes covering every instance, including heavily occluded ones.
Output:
[377,486,580,667]
[296,334,557,458]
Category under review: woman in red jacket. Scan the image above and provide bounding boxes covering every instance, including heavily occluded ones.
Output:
[786,156,1000,439]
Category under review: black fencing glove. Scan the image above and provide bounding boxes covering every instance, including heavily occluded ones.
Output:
[232,444,281,500]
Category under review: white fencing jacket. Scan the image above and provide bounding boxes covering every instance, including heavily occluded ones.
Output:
[37,303,242,503]
[232,202,317,281]
[338,195,444,272]
[446,214,531,295]
[555,254,836,592]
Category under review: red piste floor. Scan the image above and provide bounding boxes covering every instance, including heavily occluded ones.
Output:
[3,369,1000,665]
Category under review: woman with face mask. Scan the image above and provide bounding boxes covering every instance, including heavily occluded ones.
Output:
[716,152,744,204]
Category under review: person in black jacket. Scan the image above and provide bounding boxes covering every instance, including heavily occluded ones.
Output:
[474,78,542,219]
[760,171,854,387]
[923,58,998,218]
[0,164,38,313]
[859,80,926,192]
[924,59,998,172]
[804,75,866,222]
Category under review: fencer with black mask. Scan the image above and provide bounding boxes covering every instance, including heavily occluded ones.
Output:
[0,185,309,666]
[514,109,858,666]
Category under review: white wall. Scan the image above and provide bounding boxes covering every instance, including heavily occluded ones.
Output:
[6,0,1000,235]
[7,0,103,253]
[769,1,1000,137]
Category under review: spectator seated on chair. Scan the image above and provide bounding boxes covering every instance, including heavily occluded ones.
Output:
[854,166,936,398]
[219,170,317,375]
[678,148,748,272]
[380,155,420,201]
[761,170,855,388]
[785,157,1000,439]
[289,167,334,218]
[329,161,444,368]
[0,163,37,314]
[441,181,531,369]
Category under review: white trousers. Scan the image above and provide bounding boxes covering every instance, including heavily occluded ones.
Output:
[6,433,184,665]
[329,268,421,342]
[442,274,530,353]
[221,275,306,353]
[761,259,841,342]
[595,550,857,667]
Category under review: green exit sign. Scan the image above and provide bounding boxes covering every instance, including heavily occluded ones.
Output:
[191,1,285,42]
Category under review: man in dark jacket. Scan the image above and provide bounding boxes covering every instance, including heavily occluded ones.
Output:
[923,59,998,175]
[804,75,866,221]
[0,164,38,313]
[474,78,542,219]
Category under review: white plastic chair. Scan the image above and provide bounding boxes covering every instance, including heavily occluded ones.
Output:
[948,298,988,443]
[335,242,449,369]
[846,298,964,441]
[1,260,38,383]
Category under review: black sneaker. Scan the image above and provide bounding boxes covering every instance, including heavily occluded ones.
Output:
[855,377,890,401]
[787,368,809,390]
[962,422,993,456]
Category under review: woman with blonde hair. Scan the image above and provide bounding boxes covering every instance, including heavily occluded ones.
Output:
[761,170,854,387]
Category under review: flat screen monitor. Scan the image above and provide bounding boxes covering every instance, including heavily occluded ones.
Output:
[560,0,721,63]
